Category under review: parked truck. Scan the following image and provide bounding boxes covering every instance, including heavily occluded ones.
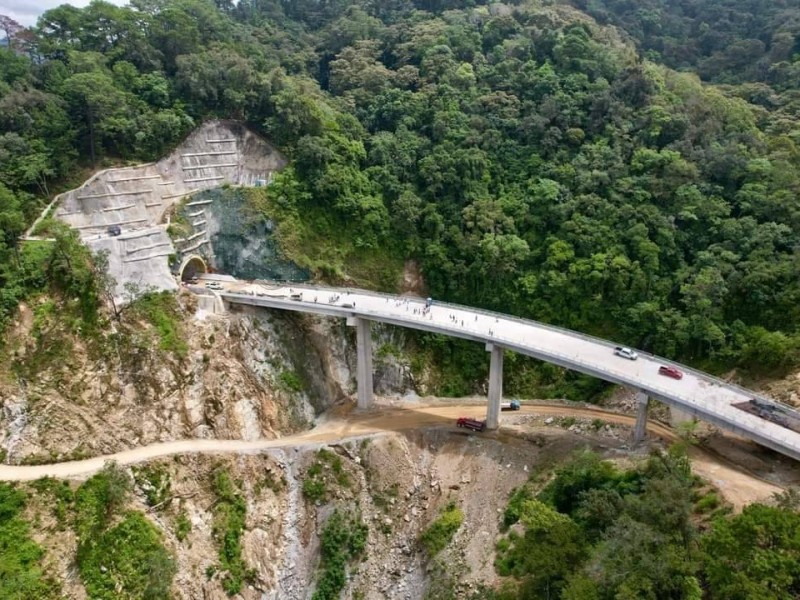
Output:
[501,400,521,411]
[456,417,486,432]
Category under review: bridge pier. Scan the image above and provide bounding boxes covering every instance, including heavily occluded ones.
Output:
[347,317,374,410]
[486,343,504,430]
[633,391,649,443]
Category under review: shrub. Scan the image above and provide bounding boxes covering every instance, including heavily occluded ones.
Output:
[73,464,175,599]
[30,477,74,528]
[312,510,368,600]
[695,492,720,513]
[538,451,641,516]
[128,292,188,358]
[502,486,534,530]
[303,478,327,502]
[279,370,304,392]
[74,462,132,542]
[302,448,351,503]
[175,511,192,542]
[132,465,172,508]
[211,469,251,595]
[78,512,176,600]
[420,502,464,557]
[0,483,59,598]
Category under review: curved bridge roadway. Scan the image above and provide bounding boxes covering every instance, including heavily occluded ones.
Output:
[215,279,800,462]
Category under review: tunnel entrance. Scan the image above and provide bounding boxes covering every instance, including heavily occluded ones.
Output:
[179,255,208,281]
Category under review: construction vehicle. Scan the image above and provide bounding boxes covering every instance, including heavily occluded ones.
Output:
[501,400,521,411]
[456,417,486,432]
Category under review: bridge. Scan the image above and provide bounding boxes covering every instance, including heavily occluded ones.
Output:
[212,279,800,462]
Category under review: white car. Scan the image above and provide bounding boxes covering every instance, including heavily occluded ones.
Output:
[205,282,223,290]
[614,346,638,360]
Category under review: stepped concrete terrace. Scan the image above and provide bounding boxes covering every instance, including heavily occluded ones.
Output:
[52,121,286,300]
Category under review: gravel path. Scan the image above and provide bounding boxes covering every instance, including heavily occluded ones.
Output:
[0,403,782,508]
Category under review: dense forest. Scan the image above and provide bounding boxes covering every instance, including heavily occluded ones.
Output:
[3,0,800,383]
[487,448,800,600]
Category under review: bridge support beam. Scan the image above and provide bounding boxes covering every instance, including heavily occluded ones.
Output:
[633,391,649,443]
[347,317,374,410]
[486,343,504,430]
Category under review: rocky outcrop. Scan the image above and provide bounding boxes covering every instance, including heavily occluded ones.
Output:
[0,297,364,463]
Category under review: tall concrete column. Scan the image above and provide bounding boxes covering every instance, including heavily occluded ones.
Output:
[486,343,504,430]
[633,391,649,443]
[347,317,374,410]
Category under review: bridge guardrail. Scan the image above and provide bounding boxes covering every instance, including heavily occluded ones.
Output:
[225,285,800,456]
[248,281,786,410]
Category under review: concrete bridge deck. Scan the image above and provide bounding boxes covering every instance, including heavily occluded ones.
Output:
[215,280,800,462]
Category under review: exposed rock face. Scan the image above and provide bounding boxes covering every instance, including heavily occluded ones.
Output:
[279,430,544,599]
[52,121,286,301]
[0,299,362,463]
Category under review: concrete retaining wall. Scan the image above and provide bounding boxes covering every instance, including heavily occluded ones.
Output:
[54,121,286,301]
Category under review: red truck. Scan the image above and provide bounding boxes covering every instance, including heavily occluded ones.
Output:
[456,417,486,432]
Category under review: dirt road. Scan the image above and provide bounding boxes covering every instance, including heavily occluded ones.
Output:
[0,403,782,508]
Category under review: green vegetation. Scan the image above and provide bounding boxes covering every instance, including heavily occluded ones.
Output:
[279,369,304,392]
[126,292,188,358]
[495,499,587,597]
[2,223,105,353]
[1,1,799,597]
[492,448,800,600]
[702,504,800,599]
[312,509,368,600]
[74,463,175,600]
[694,491,721,515]
[502,485,535,531]
[29,477,74,529]
[570,0,800,89]
[133,465,172,508]
[420,501,464,557]
[79,512,176,600]
[210,468,253,596]
[0,482,59,599]
[302,448,351,503]
[2,0,800,389]
[175,510,192,542]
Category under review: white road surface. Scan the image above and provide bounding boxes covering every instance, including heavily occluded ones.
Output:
[215,279,800,462]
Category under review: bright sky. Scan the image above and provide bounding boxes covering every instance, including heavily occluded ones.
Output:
[0,0,128,27]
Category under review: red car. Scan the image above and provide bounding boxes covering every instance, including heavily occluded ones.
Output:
[658,365,683,380]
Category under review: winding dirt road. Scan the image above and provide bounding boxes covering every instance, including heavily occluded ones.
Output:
[0,404,782,508]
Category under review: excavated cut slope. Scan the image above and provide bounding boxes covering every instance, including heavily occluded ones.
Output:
[54,121,286,298]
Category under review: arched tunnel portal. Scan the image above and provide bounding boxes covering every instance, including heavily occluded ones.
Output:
[179,255,208,281]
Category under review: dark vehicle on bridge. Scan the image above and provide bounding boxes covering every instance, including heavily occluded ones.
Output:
[456,417,486,432]
[658,365,683,380]
[734,398,800,435]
